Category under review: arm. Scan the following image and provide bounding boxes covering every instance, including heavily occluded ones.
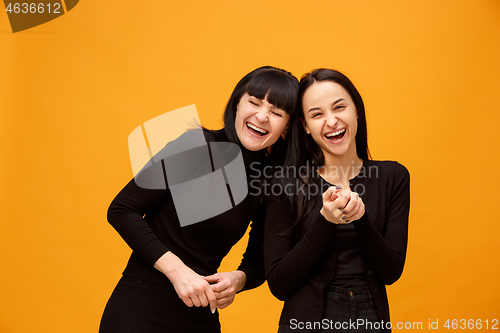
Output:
[352,163,410,285]
[107,175,170,266]
[107,130,209,265]
[236,203,266,291]
[264,196,338,301]
[107,156,218,311]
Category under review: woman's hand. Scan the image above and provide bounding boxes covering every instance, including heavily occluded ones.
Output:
[320,186,365,224]
[203,271,246,310]
[154,252,217,313]
[337,188,365,223]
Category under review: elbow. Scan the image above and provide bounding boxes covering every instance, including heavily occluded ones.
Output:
[383,271,402,286]
[106,201,121,226]
[268,286,290,302]
[266,275,292,301]
[272,293,288,302]
[380,261,405,286]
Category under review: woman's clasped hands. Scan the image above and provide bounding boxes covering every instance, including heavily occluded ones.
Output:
[155,252,245,314]
[320,186,365,224]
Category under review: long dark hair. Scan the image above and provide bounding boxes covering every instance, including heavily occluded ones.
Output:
[297,69,370,166]
[284,69,371,231]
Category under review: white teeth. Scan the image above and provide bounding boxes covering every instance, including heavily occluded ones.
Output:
[247,123,268,134]
[326,128,346,138]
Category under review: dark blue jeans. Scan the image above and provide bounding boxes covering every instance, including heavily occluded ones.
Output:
[279,286,382,332]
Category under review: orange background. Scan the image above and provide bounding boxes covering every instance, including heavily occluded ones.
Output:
[1,1,499,332]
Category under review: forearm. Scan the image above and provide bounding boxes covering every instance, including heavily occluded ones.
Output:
[154,251,186,280]
[353,214,407,284]
[107,178,170,266]
[237,209,266,292]
[265,205,337,300]
[352,164,410,285]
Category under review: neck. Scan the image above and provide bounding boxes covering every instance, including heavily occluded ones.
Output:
[241,144,268,163]
[233,136,268,169]
[318,147,363,184]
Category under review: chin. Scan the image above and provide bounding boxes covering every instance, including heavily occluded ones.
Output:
[240,140,263,151]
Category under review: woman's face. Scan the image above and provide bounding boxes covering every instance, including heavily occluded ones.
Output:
[302,81,358,159]
[235,92,289,151]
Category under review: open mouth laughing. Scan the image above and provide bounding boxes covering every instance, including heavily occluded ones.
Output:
[246,122,269,137]
[324,128,346,143]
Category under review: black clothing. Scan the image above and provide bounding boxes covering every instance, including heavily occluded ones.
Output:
[264,160,410,332]
[278,286,381,333]
[100,130,267,332]
[100,276,221,333]
[330,223,369,288]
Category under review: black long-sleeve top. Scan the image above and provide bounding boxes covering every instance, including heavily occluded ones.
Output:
[107,130,267,291]
[264,160,410,331]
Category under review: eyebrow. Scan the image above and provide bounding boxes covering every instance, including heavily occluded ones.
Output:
[307,98,346,113]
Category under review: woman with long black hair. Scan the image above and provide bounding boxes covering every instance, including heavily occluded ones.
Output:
[99,66,299,333]
[265,68,410,332]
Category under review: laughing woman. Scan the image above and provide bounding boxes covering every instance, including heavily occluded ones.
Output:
[264,69,410,333]
[99,66,298,333]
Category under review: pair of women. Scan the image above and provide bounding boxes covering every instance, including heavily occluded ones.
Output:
[99,66,410,333]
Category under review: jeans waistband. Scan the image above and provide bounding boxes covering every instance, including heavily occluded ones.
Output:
[325,285,373,302]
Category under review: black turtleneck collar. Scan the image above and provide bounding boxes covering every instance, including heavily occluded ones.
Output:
[239,141,268,166]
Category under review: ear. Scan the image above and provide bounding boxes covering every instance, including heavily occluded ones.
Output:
[301,119,311,135]
[281,125,289,138]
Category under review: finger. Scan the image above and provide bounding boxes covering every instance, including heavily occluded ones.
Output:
[205,286,218,313]
[345,197,362,219]
[198,289,211,307]
[213,294,234,308]
[330,193,339,201]
[347,200,365,222]
[342,193,359,215]
[331,185,343,198]
[216,299,234,310]
[210,280,230,293]
[191,294,202,307]
[343,198,360,219]
[181,295,194,307]
[203,274,220,284]
[337,189,352,210]
[213,288,233,299]
[322,187,335,203]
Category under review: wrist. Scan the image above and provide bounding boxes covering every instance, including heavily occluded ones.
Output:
[320,207,339,224]
[232,270,246,292]
[154,251,184,279]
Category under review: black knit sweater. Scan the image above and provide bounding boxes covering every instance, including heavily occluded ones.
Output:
[107,130,268,291]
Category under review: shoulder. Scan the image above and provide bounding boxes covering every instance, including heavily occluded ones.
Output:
[171,128,226,145]
[363,160,409,180]
[202,128,227,143]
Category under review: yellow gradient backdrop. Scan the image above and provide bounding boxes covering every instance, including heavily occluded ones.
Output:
[1,1,499,332]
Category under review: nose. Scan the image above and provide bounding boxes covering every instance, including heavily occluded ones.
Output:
[254,108,269,123]
[325,113,337,127]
